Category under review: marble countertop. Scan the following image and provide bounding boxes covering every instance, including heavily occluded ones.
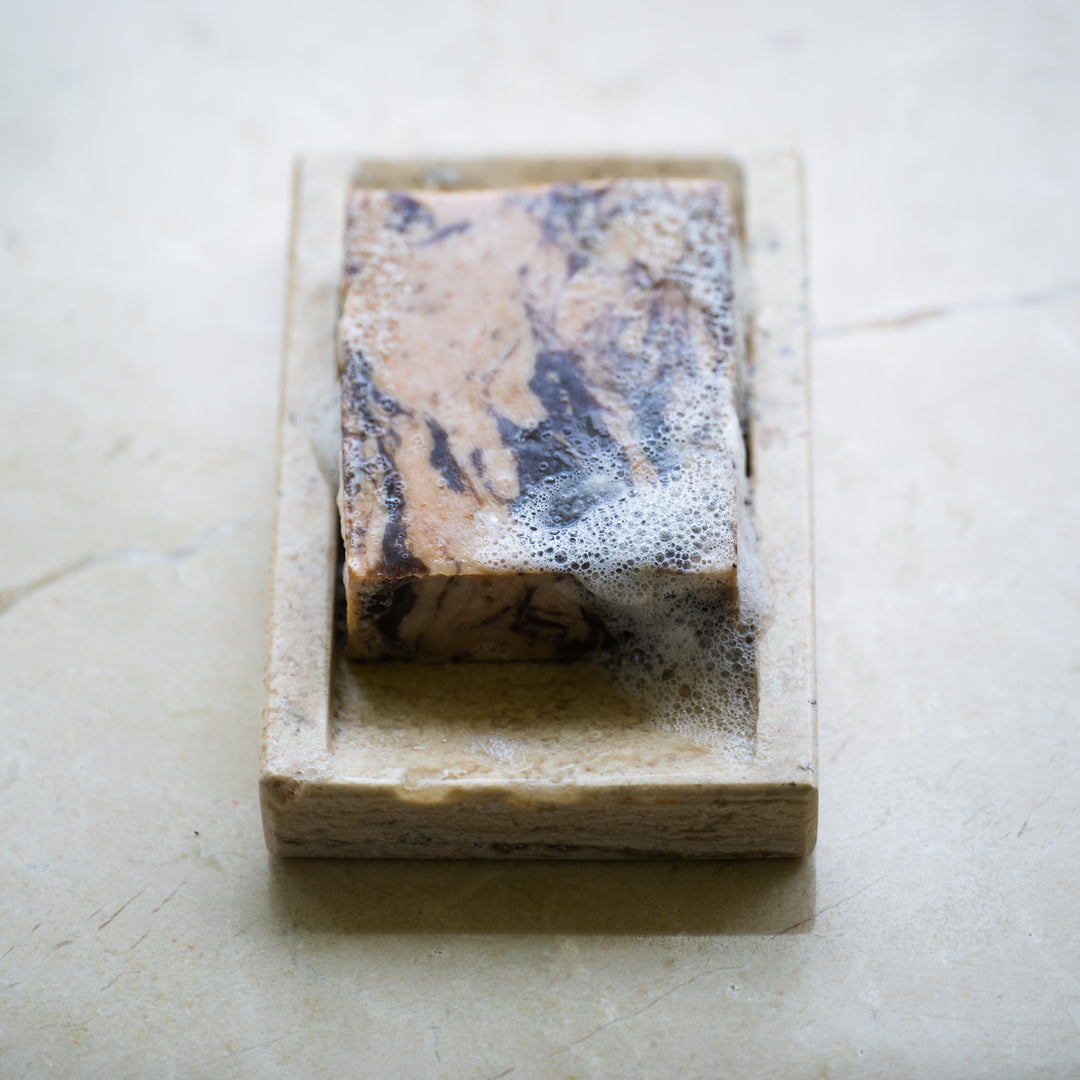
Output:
[2,2,1078,1076]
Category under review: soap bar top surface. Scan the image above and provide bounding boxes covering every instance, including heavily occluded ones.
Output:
[338,178,744,599]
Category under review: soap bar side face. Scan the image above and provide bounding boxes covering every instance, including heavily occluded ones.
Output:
[339,179,743,661]
[346,572,612,662]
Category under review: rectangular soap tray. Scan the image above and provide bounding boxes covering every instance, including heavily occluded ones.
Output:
[261,154,817,858]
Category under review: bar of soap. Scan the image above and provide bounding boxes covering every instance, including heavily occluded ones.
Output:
[338,178,744,661]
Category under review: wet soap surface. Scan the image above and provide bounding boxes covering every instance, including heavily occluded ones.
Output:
[338,179,743,661]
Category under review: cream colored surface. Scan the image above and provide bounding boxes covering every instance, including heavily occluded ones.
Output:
[2,1,1078,1076]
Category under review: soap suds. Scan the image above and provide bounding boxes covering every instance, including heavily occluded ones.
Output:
[478,182,762,757]
[467,734,531,769]
[480,435,763,760]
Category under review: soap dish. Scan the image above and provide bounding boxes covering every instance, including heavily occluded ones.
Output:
[260,154,817,858]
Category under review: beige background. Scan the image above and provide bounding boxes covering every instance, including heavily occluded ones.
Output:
[2,1,1078,1076]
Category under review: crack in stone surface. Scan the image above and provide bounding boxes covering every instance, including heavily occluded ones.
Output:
[515,871,891,1069]
[815,283,1080,339]
[0,517,251,616]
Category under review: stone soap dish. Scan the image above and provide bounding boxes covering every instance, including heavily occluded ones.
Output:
[261,154,817,859]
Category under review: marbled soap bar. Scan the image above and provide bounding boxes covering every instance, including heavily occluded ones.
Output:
[339,179,744,661]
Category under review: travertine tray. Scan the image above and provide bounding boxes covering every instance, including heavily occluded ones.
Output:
[261,154,816,858]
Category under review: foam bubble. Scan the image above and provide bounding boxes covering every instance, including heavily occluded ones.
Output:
[468,734,530,769]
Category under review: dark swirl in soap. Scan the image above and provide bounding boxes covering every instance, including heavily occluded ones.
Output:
[341,347,428,577]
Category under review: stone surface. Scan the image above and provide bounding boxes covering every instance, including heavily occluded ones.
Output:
[2,1,1079,1077]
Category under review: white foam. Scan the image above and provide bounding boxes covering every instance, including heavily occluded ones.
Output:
[481,414,763,761]
[468,734,530,769]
